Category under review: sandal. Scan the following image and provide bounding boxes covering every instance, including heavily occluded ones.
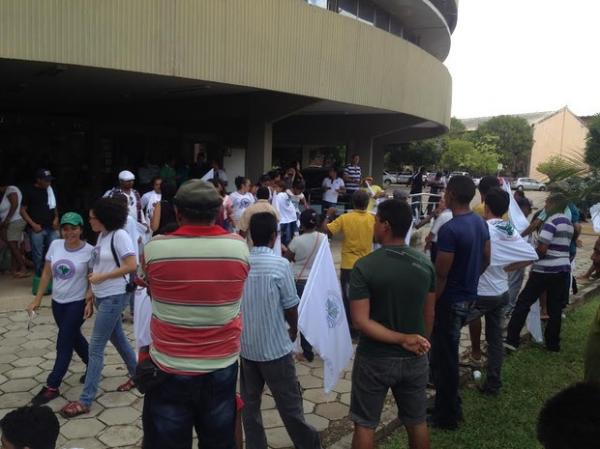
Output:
[60,401,89,418]
[117,378,136,392]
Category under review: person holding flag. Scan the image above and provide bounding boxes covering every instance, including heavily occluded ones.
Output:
[348,199,434,449]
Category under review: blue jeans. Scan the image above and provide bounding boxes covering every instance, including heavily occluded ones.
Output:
[504,268,525,317]
[80,293,137,407]
[29,227,58,276]
[142,362,239,449]
[430,299,473,426]
[280,221,297,248]
[47,299,89,389]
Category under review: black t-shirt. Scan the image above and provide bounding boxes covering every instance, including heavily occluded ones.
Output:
[21,185,55,227]
[410,173,424,194]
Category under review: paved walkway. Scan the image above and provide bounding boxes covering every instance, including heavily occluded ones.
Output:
[0,194,598,448]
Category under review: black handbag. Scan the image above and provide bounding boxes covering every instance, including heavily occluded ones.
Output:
[133,347,169,394]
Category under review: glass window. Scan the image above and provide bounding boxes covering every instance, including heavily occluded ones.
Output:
[374,7,390,31]
[338,0,358,18]
[390,16,403,37]
[306,0,328,8]
[357,0,375,25]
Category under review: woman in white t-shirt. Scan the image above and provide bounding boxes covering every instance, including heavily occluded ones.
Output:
[0,180,28,276]
[26,212,94,406]
[321,167,345,210]
[60,198,138,418]
[274,180,301,247]
[284,209,325,362]
[228,176,255,230]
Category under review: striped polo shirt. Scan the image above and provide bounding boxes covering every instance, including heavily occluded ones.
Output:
[143,225,250,375]
[240,246,300,362]
[343,164,362,192]
[532,213,574,274]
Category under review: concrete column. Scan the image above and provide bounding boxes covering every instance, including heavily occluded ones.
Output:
[247,120,273,181]
[371,139,387,186]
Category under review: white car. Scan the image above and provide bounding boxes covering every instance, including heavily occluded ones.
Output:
[383,171,413,186]
[511,177,546,191]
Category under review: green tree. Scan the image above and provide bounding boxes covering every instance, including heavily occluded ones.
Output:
[440,139,476,171]
[449,117,466,138]
[585,114,600,168]
[536,155,582,183]
[476,115,533,175]
[440,136,500,174]
[384,138,444,170]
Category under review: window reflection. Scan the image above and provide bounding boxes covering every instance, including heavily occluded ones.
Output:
[306,0,328,8]
[338,0,358,18]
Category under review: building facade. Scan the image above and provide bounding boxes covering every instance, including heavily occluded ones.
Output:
[0,0,456,210]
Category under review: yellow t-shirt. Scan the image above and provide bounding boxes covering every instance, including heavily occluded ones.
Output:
[474,202,509,220]
[327,210,375,270]
[361,185,384,212]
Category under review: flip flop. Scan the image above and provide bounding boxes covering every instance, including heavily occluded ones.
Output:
[60,401,90,418]
[117,378,136,392]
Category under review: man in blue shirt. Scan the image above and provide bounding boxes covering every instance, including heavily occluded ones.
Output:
[430,175,490,430]
[240,212,322,449]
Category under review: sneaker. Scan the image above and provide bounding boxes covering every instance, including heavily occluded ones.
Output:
[503,341,517,353]
[31,386,60,406]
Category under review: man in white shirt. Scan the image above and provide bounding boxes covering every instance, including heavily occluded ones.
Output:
[321,167,345,210]
[141,177,162,224]
[466,188,536,395]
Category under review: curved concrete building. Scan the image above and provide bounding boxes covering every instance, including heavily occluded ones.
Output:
[0,0,457,201]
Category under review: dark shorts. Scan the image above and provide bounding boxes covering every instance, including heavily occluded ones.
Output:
[350,353,428,428]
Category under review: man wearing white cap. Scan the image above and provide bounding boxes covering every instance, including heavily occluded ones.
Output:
[104,171,148,234]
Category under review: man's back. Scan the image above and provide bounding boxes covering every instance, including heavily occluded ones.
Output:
[143,225,250,374]
[241,247,299,362]
[327,210,374,270]
[350,245,435,357]
[533,212,574,274]
[437,212,489,301]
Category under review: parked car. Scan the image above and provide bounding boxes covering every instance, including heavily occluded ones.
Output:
[448,171,469,179]
[396,171,414,185]
[383,170,413,186]
[510,177,546,191]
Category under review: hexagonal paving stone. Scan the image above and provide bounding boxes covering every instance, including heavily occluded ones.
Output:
[20,339,53,350]
[0,374,7,385]
[339,392,351,406]
[0,353,17,364]
[311,367,324,379]
[303,388,337,404]
[59,437,105,449]
[61,417,106,439]
[12,356,45,368]
[298,375,322,389]
[46,396,69,413]
[101,363,128,377]
[303,399,315,414]
[0,378,39,393]
[1,391,34,408]
[0,364,13,374]
[315,402,349,420]
[265,427,294,449]
[295,364,311,376]
[9,312,29,322]
[98,424,143,447]
[332,379,352,394]
[304,413,330,431]
[5,365,42,379]
[97,406,139,426]
[19,348,49,358]
[97,391,137,408]
[260,394,276,410]
[261,409,285,429]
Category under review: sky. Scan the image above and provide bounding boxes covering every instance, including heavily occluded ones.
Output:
[445,0,600,119]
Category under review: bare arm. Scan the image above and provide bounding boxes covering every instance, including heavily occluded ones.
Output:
[521,218,543,238]
[150,202,161,233]
[26,262,52,313]
[89,255,137,284]
[350,299,431,355]
[435,250,454,300]
[284,305,298,342]
[20,205,41,232]
[2,193,18,227]
[481,239,491,275]
[536,242,549,259]
[283,248,295,262]
[504,260,533,272]
[424,292,436,338]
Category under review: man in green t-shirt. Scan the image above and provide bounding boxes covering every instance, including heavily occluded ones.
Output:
[349,199,435,449]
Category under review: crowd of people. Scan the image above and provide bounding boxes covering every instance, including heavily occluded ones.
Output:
[0,156,599,449]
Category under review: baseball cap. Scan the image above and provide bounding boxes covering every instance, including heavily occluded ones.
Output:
[392,189,409,200]
[174,179,222,209]
[35,169,55,181]
[60,212,84,227]
[118,170,135,182]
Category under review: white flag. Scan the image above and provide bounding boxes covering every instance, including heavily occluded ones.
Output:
[500,178,529,234]
[298,237,353,393]
[487,220,538,267]
[200,168,214,181]
[590,203,600,233]
[133,287,153,351]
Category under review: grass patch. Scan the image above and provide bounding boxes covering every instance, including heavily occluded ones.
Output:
[379,297,599,449]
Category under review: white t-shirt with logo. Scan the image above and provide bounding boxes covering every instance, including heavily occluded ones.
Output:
[229,192,256,223]
[0,186,23,222]
[273,192,298,224]
[45,240,94,303]
[322,178,345,204]
[141,190,161,222]
[430,209,453,243]
[90,229,136,298]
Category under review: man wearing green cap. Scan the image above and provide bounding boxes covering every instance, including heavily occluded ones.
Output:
[141,179,250,449]
[27,211,94,406]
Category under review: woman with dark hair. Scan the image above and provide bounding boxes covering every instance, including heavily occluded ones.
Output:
[150,182,178,235]
[228,176,255,230]
[284,209,325,362]
[60,197,138,418]
[26,212,94,406]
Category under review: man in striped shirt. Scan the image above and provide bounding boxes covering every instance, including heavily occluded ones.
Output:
[506,193,574,353]
[240,212,322,449]
[343,153,362,194]
[141,179,250,449]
